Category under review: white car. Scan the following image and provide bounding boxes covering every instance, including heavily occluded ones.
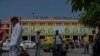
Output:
[21,40,36,49]
[2,39,27,51]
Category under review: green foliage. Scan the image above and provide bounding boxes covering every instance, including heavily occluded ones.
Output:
[79,3,100,27]
[69,0,100,11]
[66,0,100,27]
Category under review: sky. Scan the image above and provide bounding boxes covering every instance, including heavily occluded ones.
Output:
[0,0,81,20]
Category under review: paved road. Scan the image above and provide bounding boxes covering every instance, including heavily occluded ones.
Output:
[3,48,92,56]
[67,48,92,56]
[2,49,52,56]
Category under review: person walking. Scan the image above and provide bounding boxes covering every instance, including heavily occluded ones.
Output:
[92,30,97,56]
[35,31,41,56]
[93,27,100,56]
[0,20,8,56]
[75,39,80,48]
[9,17,22,56]
[83,34,90,54]
[54,30,63,56]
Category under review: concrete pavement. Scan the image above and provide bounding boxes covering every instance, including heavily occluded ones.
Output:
[67,48,91,56]
[3,48,92,56]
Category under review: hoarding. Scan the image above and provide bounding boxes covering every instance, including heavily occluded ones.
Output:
[64,25,93,35]
[22,24,93,35]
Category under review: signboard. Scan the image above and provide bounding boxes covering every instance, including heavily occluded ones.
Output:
[64,25,93,35]
[79,28,93,35]
[22,23,93,35]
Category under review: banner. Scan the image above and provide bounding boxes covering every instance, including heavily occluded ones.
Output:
[64,25,93,35]
[21,23,93,35]
[80,28,93,35]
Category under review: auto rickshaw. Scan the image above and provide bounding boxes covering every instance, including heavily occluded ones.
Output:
[42,36,54,52]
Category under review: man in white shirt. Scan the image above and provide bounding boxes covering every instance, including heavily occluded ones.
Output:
[9,17,22,56]
[54,30,62,56]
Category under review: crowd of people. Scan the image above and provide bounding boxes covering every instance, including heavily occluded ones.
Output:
[0,17,100,56]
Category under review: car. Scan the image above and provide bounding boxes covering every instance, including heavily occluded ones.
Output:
[21,40,36,49]
[2,39,27,51]
[19,43,27,51]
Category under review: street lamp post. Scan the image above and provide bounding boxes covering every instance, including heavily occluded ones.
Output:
[32,12,34,19]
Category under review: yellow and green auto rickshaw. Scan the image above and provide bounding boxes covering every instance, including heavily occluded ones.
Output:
[42,36,54,52]
[42,36,73,52]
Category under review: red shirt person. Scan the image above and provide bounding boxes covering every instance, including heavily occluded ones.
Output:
[0,20,7,56]
[0,20,7,47]
[0,29,7,45]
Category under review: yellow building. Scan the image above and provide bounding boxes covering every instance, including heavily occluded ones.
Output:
[1,16,93,41]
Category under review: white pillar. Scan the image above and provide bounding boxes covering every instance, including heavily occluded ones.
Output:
[61,23,64,34]
[47,22,48,34]
[28,22,30,41]
[70,35,73,39]
[54,22,56,31]
[28,36,30,40]
[62,23,64,34]
[70,21,73,36]
[80,35,82,40]
[30,36,31,41]
[36,22,39,31]
[45,22,47,34]
[78,23,80,35]
[78,35,80,40]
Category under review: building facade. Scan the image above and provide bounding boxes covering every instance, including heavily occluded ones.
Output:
[1,17,93,41]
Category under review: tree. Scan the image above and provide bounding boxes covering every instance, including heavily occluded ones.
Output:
[79,3,100,27]
[66,0,100,27]
[66,0,100,11]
